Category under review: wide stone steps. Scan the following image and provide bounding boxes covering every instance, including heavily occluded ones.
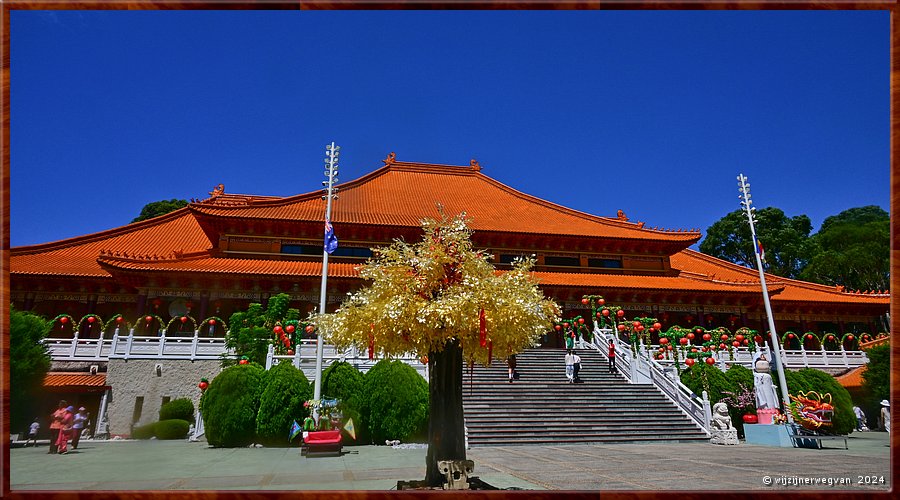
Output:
[462,348,708,447]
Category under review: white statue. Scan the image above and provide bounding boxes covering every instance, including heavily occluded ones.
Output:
[753,353,779,410]
[711,402,735,430]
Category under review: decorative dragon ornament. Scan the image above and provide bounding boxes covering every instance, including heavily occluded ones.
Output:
[789,391,834,430]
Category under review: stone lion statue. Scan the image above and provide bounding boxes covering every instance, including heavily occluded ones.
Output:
[711,402,735,430]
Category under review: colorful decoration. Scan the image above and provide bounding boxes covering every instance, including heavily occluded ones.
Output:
[789,391,834,430]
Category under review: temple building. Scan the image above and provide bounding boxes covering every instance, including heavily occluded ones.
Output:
[12,154,890,339]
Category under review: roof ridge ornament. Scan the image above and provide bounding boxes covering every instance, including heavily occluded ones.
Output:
[616,210,629,222]
[383,152,396,166]
[209,184,225,197]
[469,158,482,172]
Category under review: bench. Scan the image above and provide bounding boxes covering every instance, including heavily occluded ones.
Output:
[786,424,848,450]
[302,430,342,456]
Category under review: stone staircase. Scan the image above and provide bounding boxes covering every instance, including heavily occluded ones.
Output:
[462,348,709,447]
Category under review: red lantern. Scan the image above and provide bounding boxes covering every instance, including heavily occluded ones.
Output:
[806,334,814,340]
[732,341,740,347]
[687,333,695,340]
[691,348,699,353]
[581,298,589,305]
[705,357,715,365]
[754,335,763,344]
[87,316,96,324]
[578,318,585,325]
[685,358,696,367]
[286,324,295,334]
[180,316,187,323]
[274,325,283,334]
[702,333,711,341]
[305,325,315,334]
[239,359,249,365]
[116,316,124,324]
[667,345,673,351]
[185,300,194,310]
[694,328,703,335]
[648,328,655,334]
[596,312,602,318]
[616,310,625,318]
[719,343,726,349]
[198,381,208,391]
[787,333,795,339]
[563,322,570,328]
[735,334,744,342]
[827,335,835,341]
[847,335,855,341]
[287,349,294,355]
[720,334,729,341]
[60,316,70,324]
[602,309,610,317]
[597,298,605,306]
[679,337,689,345]
[702,347,709,352]
[145,315,153,323]
[633,321,642,328]
[653,322,662,330]
[742,339,749,345]
[659,337,669,345]
[637,325,645,332]
[555,324,562,331]
[617,324,626,332]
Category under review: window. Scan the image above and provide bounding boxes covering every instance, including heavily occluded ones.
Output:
[588,258,623,269]
[545,256,580,267]
[281,244,322,255]
[331,247,373,258]
[161,396,171,407]
[132,396,144,424]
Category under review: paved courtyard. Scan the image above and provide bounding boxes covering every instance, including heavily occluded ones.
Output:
[9,431,892,491]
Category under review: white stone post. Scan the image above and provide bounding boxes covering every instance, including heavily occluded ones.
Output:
[702,390,712,430]
[293,345,301,369]
[124,329,134,360]
[265,344,274,370]
[96,328,106,358]
[158,331,167,356]
[70,329,80,357]
[190,330,199,361]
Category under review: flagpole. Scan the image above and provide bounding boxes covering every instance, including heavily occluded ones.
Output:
[314,142,340,402]
[738,173,793,422]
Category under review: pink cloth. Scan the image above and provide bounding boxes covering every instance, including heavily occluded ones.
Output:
[56,412,73,453]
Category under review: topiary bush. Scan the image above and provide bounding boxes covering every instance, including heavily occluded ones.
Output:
[255,361,312,447]
[723,364,756,437]
[132,422,156,440]
[321,361,367,444]
[363,360,429,444]
[201,363,265,447]
[679,362,735,406]
[159,398,195,424]
[785,368,856,435]
[154,419,191,439]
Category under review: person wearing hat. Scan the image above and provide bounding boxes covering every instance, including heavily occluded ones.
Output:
[71,407,88,449]
[880,400,890,435]
[56,406,75,455]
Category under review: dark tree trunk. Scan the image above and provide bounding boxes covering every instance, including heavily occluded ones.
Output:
[424,337,466,487]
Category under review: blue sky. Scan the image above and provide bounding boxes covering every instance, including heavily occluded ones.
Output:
[10,10,889,248]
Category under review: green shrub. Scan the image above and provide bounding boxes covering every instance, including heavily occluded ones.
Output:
[321,361,366,444]
[155,419,191,440]
[132,422,156,440]
[255,361,312,446]
[159,398,195,424]
[363,360,429,444]
[679,362,734,406]
[785,368,856,435]
[200,363,265,447]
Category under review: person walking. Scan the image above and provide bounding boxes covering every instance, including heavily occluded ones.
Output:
[564,349,576,383]
[507,354,517,383]
[853,406,867,431]
[71,407,88,449]
[608,340,616,374]
[56,406,75,455]
[572,351,582,383]
[880,400,890,434]
[48,400,67,454]
[26,418,40,447]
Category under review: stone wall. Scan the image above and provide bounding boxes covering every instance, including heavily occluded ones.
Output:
[105,359,222,437]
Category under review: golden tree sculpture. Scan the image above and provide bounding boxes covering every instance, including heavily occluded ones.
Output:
[316,211,559,487]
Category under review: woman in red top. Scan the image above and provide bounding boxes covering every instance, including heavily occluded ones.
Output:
[56,406,74,455]
[608,340,616,374]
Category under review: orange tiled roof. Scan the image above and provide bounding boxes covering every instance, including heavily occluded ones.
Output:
[11,209,213,278]
[99,256,361,278]
[835,366,866,389]
[43,372,108,388]
[534,270,775,293]
[191,161,702,244]
[671,249,889,305]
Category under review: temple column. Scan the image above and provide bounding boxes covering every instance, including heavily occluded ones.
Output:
[87,294,98,314]
[136,291,148,317]
[198,294,209,321]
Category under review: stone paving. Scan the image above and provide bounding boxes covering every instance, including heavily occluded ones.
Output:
[9,431,892,491]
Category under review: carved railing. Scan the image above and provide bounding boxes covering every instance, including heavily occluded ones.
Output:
[43,330,227,361]
[264,339,427,380]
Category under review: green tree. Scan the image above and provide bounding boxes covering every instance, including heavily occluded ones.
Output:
[700,207,813,278]
[363,360,429,444]
[10,306,52,431]
[321,361,367,444]
[315,212,559,486]
[255,361,312,446]
[800,206,889,291]
[200,363,265,447]
[224,294,300,366]
[861,343,889,406]
[131,199,188,223]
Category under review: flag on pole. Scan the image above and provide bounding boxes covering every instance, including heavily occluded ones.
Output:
[755,236,766,264]
[289,420,302,441]
[324,219,338,254]
[343,418,356,440]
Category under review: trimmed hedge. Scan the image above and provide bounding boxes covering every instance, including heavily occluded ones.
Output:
[679,362,733,406]
[785,368,855,435]
[201,363,265,447]
[255,361,312,446]
[155,419,191,439]
[321,361,366,444]
[160,398,195,424]
[132,422,156,440]
[363,360,429,444]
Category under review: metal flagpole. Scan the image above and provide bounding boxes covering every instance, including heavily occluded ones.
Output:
[737,173,793,422]
[314,142,340,401]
